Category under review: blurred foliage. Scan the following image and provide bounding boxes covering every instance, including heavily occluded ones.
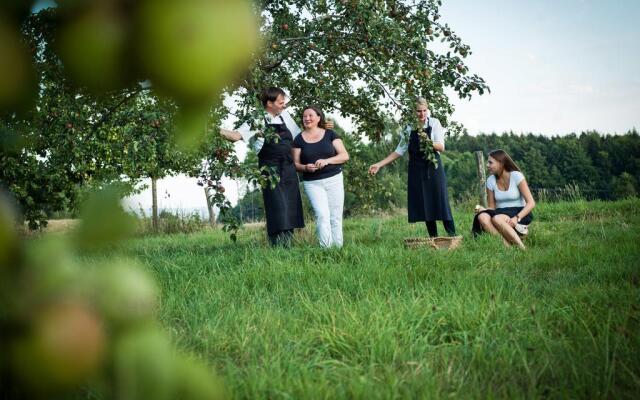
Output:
[74,186,136,251]
[0,9,228,229]
[1,0,490,234]
[0,188,228,399]
[1,1,261,398]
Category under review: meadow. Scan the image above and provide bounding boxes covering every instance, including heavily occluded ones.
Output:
[114,199,640,399]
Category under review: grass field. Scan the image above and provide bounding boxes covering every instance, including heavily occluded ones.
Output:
[113,199,640,399]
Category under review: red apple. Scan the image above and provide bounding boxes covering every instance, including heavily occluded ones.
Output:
[11,301,106,392]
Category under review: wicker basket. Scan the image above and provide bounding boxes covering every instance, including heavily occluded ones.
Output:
[403,236,463,250]
[403,237,430,249]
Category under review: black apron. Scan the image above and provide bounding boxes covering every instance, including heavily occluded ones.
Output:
[407,120,454,222]
[258,116,305,235]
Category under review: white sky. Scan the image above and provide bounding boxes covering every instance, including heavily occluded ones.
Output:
[442,0,639,135]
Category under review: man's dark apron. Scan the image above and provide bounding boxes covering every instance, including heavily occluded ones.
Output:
[258,116,305,235]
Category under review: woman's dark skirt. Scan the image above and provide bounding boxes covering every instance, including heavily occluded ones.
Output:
[472,206,533,237]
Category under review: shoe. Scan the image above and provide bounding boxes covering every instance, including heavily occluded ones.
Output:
[515,224,528,235]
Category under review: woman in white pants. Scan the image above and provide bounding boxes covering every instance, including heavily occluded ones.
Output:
[292,106,349,248]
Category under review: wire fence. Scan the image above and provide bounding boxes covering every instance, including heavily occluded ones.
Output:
[530,185,615,202]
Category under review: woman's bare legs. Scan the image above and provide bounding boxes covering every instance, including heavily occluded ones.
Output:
[492,214,526,250]
[478,213,500,235]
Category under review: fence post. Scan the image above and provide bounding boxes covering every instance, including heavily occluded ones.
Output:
[475,151,487,207]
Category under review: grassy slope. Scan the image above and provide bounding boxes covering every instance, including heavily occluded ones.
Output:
[122,199,640,399]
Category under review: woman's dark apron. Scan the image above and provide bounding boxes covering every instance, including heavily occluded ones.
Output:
[258,116,305,236]
[407,121,454,222]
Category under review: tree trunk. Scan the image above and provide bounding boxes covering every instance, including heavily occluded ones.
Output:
[475,151,488,207]
[151,176,158,233]
[204,186,216,227]
[237,181,243,222]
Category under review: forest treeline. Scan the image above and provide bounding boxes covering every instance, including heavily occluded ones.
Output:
[229,129,640,222]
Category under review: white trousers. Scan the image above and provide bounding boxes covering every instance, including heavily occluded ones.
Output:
[303,172,344,248]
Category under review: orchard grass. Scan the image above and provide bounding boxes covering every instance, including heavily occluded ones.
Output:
[117,199,640,399]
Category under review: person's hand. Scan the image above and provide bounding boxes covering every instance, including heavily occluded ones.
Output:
[509,216,518,228]
[325,119,335,129]
[315,159,329,169]
[368,163,381,175]
[305,164,318,173]
[474,205,486,214]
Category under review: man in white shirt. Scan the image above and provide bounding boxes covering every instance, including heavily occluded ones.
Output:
[220,87,304,246]
[220,89,301,151]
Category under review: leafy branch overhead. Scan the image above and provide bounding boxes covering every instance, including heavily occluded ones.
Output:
[1,0,489,231]
[238,0,489,139]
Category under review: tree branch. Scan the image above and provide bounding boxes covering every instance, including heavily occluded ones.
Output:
[91,87,145,134]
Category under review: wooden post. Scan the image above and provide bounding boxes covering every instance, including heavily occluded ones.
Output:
[475,151,487,207]
[151,176,158,233]
[204,186,216,227]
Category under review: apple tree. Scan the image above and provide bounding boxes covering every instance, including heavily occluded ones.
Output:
[1,1,260,229]
[232,0,488,136]
[213,0,489,213]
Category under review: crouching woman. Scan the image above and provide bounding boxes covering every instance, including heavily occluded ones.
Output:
[472,149,536,250]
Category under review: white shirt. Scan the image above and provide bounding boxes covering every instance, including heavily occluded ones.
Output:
[487,171,526,208]
[394,117,445,156]
[236,109,301,153]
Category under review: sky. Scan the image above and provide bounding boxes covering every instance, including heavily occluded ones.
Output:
[33,0,640,211]
[440,0,640,135]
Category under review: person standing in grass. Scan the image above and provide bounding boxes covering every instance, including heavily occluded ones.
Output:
[220,87,305,247]
[368,97,456,238]
[292,106,349,248]
[472,149,536,250]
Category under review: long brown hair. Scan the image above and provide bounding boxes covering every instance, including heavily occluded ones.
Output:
[489,149,521,173]
[301,105,326,129]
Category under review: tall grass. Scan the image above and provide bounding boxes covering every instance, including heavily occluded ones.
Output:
[135,209,207,235]
[113,199,640,399]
